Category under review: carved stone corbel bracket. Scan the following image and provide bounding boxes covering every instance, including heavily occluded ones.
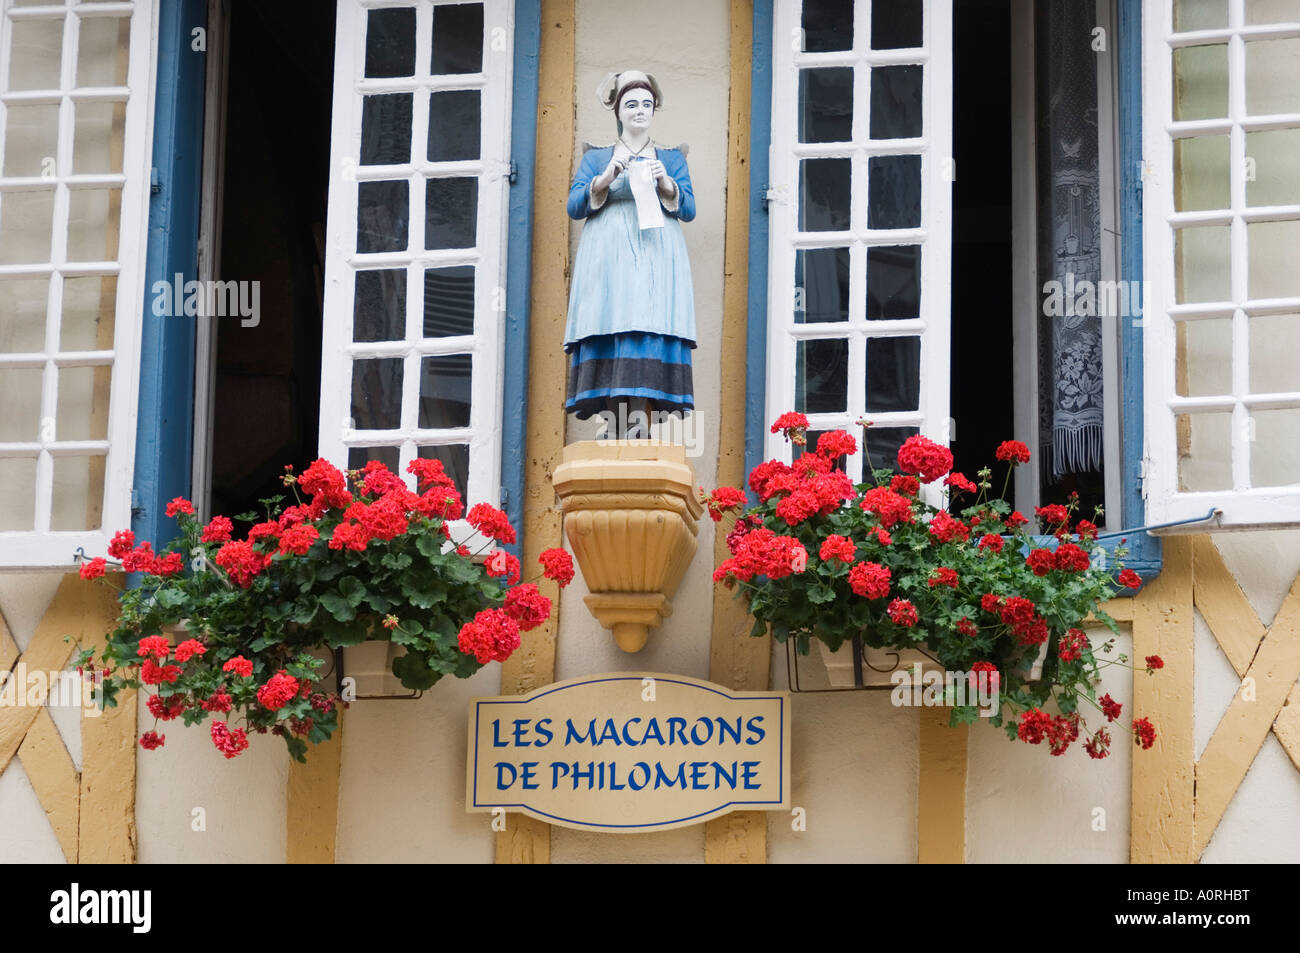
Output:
[552,440,703,652]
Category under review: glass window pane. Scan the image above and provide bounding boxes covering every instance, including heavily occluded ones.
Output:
[1246,38,1300,115]
[353,269,406,342]
[871,0,922,50]
[8,18,62,91]
[1174,225,1230,302]
[51,454,103,530]
[348,445,400,476]
[0,368,43,440]
[795,338,848,413]
[351,358,404,430]
[1245,0,1300,25]
[424,265,475,337]
[360,94,413,165]
[1249,220,1300,299]
[66,188,121,261]
[1250,313,1300,393]
[357,180,409,253]
[0,190,55,265]
[76,16,130,87]
[1174,0,1227,31]
[1174,318,1232,396]
[1173,45,1228,120]
[1174,135,1229,211]
[425,177,477,249]
[866,335,920,412]
[869,65,922,139]
[431,3,484,74]
[1246,129,1300,206]
[794,247,849,323]
[868,155,921,229]
[0,458,37,531]
[73,100,126,174]
[867,244,921,319]
[61,275,115,351]
[799,158,851,232]
[798,68,853,144]
[419,354,472,429]
[56,365,109,440]
[0,278,50,352]
[1177,411,1232,490]
[365,7,416,78]
[863,426,919,475]
[427,89,481,161]
[417,444,469,501]
[801,0,853,53]
[3,103,59,177]
[1251,409,1300,487]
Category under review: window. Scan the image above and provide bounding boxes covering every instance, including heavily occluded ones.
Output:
[319,0,513,512]
[765,0,953,494]
[760,0,1152,534]
[1143,0,1300,527]
[0,1,155,568]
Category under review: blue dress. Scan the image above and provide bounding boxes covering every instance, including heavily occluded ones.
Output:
[563,144,696,420]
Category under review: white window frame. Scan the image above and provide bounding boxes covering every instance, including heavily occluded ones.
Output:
[319,0,513,524]
[0,0,156,570]
[1142,0,1300,528]
[765,0,953,494]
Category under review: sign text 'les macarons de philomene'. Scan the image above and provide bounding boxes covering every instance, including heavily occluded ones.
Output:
[466,674,790,832]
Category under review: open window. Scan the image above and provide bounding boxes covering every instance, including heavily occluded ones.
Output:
[195,0,518,530]
[0,1,156,569]
[763,0,1133,532]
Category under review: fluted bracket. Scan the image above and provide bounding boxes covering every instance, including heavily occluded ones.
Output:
[553,441,703,653]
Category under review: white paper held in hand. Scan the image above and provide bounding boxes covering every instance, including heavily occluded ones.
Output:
[629,160,665,230]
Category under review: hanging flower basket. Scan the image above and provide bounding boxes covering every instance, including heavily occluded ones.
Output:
[705,413,1162,760]
[74,458,575,762]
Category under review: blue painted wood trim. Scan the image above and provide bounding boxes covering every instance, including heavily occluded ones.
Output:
[743,0,774,489]
[133,0,206,555]
[501,0,541,558]
[1116,0,1162,583]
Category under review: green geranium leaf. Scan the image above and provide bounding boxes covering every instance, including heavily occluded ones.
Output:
[391,651,443,691]
[319,592,356,623]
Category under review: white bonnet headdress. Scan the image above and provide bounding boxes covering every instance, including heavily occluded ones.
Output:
[596,69,663,110]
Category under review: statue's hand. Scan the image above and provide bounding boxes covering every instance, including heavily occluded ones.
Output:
[596,156,626,191]
[646,159,669,187]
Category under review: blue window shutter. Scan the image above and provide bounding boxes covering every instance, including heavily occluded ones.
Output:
[134,0,206,553]
[744,0,775,484]
[500,0,542,559]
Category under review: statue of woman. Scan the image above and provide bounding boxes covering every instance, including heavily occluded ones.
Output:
[563,70,695,437]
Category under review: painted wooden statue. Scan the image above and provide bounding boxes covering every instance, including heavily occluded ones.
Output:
[563,70,696,437]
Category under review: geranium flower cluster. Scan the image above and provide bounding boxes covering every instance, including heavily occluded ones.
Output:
[78,457,569,763]
[707,414,1162,760]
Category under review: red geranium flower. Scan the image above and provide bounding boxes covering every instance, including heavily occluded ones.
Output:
[995,440,1031,464]
[165,496,195,518]
[770,412,810,445]
[815,429,857,460]
[1099,693,1122,722]
[928,566,959,589]
[1058,628,1089,662]
[79,556,107,580]
[173,639,206,663]
[1118,568,1142,589]
[539,548,575,588]
[945,471,976,494]
[210,720,249,759]
[890,475,920,497]
[1054,542,1092,572]
[702,485,747,522]
[956,617,978,637]
[256,670,300,712]
[887,598,918,627]
[1026,548,1056,576]
[457,608,521,664]
[201,515,233,543]
[467,503,517,544]
[897,434,953,483]
[1145,654,1164,670]
[848,561,891,599]
[978,533,1004,553]
[1133,716,1157,750]
[222,656,254,678]
[138,731,165,751]
[107,529,135,559]
[819,534,856,563]
[504,583,552,631]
